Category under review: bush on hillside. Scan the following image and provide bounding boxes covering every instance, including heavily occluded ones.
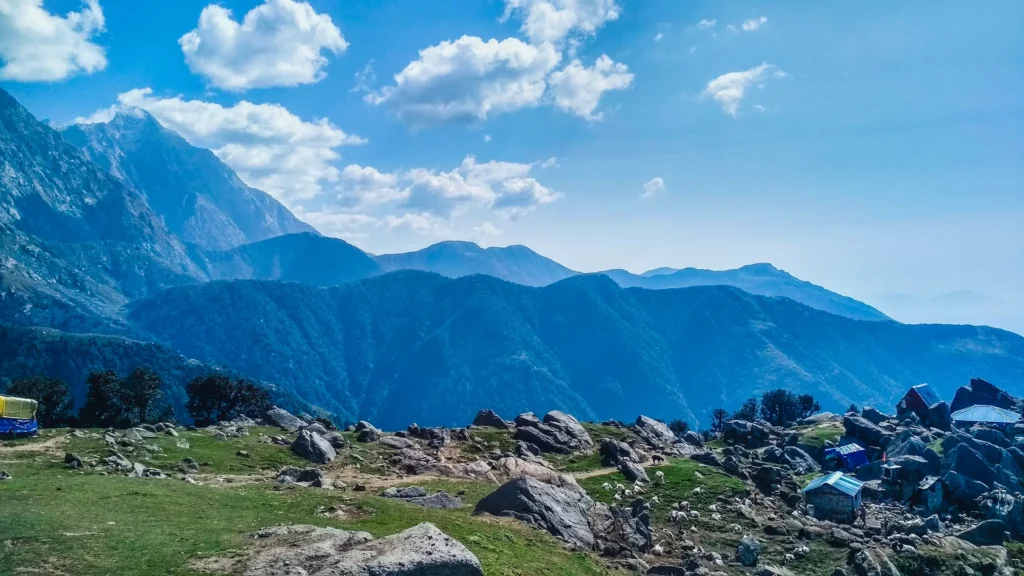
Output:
[185,374,271,426]
[5,377,73,427]
[759,389,821,427]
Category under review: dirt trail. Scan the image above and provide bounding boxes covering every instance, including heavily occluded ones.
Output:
[0,434,67,454]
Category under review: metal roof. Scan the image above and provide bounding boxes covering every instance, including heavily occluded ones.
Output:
[911,383,941,408]
[918,476,940,490]
[950,405,1021,424]
[826,443,866,456]
[802,471,864,497]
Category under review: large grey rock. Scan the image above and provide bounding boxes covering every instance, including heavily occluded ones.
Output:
[979,490,1024,538]
[244,523,482,576]
[782,446,820,475]
[860,407,892,425]
[304,422,329,436]
[474,474,650,555]
[634,415,677,448]
[542,411,593,449]
[513,412,591,455]
[887,430,941,471]
[381,486,463,509]
[277,467,324,485]
[926,401,951,431]
[843,415,893,448]
[736,535,761,567]
[495,456,559,482]
[943,470,990,506]
[291,430,336,464]
[380,436,415,450]
[618,461,649,483]
[472,409,511,430]
[600,438,640,467]
[972,426,1011,448]
[956,519,1008,546]
[265,407,305,432]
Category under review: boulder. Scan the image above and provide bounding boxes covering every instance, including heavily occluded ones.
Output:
[474,475,600,550]
[943,471,990,507]
[514,412,541,427]
[64,452,83,469]
[956,519,1008,546]
[495,457,560,483]
[600,438,640,467]
[381,486,463,509]
[618,461,649,484]
[736,535,761,567]
[513,414,589,455]
[277,467,324,485]
[860,407,892,425]
[243,523,482,576]
[380,436,415,450]
[782,446,820,475]
[843,415,893,448]
[634,415,677,448]
[357,428,380,443]
[382,486,428,499]
[303,422,328,436]
[265,407,305,432]
[925,401,951,431]
[681,430,703,447]
[800,412,840,425]
[971,426,1010,448]
[325,431,347,449]
[979,490,1024,538]
[291,430,336,464]
[542,411,593,449]
[950,378,1017,413]
[472,409,511,430]
[407,425,451,449]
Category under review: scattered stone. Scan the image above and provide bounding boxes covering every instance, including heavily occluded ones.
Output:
[0,471,10,480]
[64,453,83,469]
[600,438,640,467]
[618,461,650,484]
[276,467,324,485]
[379,435,415,450]
[736,535,761,567]
[472,409,511,430]
[236,450,250,458]
[264,407,305,432]
[956,519,1008,546]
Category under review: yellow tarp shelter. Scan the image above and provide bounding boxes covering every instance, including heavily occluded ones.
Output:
[0,395,38,420]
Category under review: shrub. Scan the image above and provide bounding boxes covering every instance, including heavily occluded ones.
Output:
[5,377,73,428]
[185,374,271,426]
[759,389,821,427]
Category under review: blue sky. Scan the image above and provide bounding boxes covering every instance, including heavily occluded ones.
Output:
[2,0,1023,334]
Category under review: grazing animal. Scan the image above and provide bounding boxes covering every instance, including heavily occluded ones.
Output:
[613,493,622,501]
[654,470,665,485]
[652,544,664,556]
[624,489,634,498]
[680,501,690,509]
[731,524,742,533]
[602,482,612,491]
[692,487,704,495]
[669,510,686,522]
[651,454,665,465]
[711,513,722,521]
[615,483,626,492]
[707,504,717,512]
[650,495,660,504]
[633,485,645,495]
[689,511,700,519]
[693,471,704,479]
[784,553,795,564]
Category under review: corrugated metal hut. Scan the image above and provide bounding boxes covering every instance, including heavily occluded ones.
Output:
[897,384,941,419]
[803,472,864,524]
[914,476,945,515]
[824,443,869,472]
[951,405,1021,427]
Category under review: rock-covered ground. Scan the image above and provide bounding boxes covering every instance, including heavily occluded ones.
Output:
[1,401,1022,576]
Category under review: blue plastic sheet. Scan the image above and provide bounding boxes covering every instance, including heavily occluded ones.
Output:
[0,417,38,436]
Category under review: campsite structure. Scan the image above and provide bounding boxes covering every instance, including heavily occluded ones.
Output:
[0,395,38,436]
[802,472,864,524]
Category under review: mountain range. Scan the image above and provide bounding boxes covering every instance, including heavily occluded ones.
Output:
[125,271,1024,429]
[2,86,1021,427]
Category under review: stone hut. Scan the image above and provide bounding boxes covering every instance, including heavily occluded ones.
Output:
[802,472,864,524]
[913,476,945,515]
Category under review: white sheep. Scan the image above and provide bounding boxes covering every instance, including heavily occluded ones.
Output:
[615,483,626,491]
[633,485,645,495]
[707,503,718,512]
[711,513,722,521]
[730,524,742,533]
[689,511,700,519]
[601,482,612,491]
[691,486,704,495]
[669,510,687,523]
[680,501,690,509]
[613,493,622,501]
[694,470,704,479]
[784,553,795,564]
[650,495,660,504]
[652,544,664,556]
[654,470,665,485]
[624,489,634,498]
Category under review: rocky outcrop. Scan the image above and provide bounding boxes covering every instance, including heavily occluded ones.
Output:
[380,486,463,509]
[513,411,593,454]
[956,519,1008,546]
[979,490,1024,539]
[291,430,336,464]
[243,523,482,576]
[736,535,761,567]
[843,415,892,448]
[634,415,677,448]
[950,378,1018,413]
[495,457,559,483]
[474,474,650,556]
[860,407,892,425]
[265,407,305,432]
[618,461,649,483]
[600,438,640,467]
[472,409,511,430]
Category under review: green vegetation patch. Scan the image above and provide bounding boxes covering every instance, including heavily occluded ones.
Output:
[578,458,745,524]
[581,423,636,443]
[548,452,605,473]
[796,423,844,449]
[0,457,620,576]
[468,428,516,452]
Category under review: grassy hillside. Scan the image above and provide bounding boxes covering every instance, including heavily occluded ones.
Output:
[126,272,1024,429]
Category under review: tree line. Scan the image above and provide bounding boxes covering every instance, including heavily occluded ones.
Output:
[665,388,823,438]
[0,370,271,428]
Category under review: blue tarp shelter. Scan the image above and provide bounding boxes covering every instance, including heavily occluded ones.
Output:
[824,443,869,471]
[0,395,39,436]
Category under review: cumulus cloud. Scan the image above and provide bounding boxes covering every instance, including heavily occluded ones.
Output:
[179,0,347,91]
[0,0,107,82]
[653,32,664,42]
[703,63,784,117]
[77,88,364,203]
[366,36,561,126]
[641,177,666,199]
[383,212,452,236]
[502,0,621,45]
[547,54,632,120]
[351,61,375,93]
[697,19,716,29]
[742,16,768,31]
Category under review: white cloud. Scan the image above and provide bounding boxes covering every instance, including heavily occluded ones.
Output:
[366,36,561,126]
[742,16,768,32]
[540,157,558,168]
[291,206,378,237]
[641,177,666,199]
[351,61,375,93]
[473,221,502,238]
[703,63,784,117]
[77,88,364,203]
[753,104,766,113]
[726,24,738,33]
[697,19,716,29]
[502,0,621,45]
[179,0,347,91]
[384,212,452,236]
[653,32,664,42]
[337,164,405,207]
[547,54,633,120]
[483,134,492,143]
[0,0,107,82]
